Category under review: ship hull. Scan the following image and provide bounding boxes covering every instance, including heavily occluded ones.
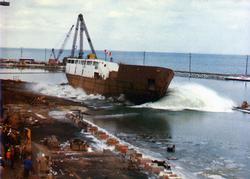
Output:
[66,63,174,104]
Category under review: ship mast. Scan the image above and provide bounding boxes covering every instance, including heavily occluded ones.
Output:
[71,14,97,58]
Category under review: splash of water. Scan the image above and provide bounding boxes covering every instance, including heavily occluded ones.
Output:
[31,83,105,101]
[31,82,235,112]
[136,83,235,112]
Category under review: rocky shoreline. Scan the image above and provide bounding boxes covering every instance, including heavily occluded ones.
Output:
[1,79,182,179]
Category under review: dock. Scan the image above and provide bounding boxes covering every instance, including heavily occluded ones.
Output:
[0,58,65,71]
[174,70,250,81]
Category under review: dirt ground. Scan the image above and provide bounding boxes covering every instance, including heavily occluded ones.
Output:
[0,79,148,179]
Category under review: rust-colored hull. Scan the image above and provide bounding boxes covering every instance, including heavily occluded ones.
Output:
[66,64,174,104]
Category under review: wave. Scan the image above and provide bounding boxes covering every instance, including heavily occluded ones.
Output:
[31,82,235,112]
[135,83,235,112]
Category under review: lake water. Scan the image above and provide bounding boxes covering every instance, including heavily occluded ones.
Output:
[1,48,250,178]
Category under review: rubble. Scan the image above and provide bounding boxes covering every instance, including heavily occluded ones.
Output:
[70,138,89,151]
[1,79,149,179]
[43,135,60,149]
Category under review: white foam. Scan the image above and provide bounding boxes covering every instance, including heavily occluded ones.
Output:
[135,83,235,112]
[31,83,104,101]
[207,175,226,179]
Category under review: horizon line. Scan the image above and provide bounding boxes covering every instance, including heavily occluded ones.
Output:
[0,46,249,57]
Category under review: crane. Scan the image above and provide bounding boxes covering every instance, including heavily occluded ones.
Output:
[49,25,74,64]
[71,14,97,59]
[57,24,74,60]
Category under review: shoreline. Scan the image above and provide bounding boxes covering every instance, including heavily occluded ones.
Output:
[1,79,182,179]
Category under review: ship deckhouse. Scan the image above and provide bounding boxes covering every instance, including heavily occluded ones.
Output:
[66,58,119,80]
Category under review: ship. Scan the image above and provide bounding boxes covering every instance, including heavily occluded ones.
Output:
[65,14,174,104]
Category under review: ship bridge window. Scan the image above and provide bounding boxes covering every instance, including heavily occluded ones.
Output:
[81,61,86,65]
[74,60,78,64]
[67,60,73,64]
[87,61,92,65]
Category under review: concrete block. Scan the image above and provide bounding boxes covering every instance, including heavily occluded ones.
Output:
[87,126,98,134]
[115,144,128,153]
[106,138,119,146]
[97,131,109,140]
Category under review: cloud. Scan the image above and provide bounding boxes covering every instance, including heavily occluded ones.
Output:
[108,11,126,18]
[1,0,250,54]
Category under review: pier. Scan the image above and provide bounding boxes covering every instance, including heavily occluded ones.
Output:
[175,70,235,80]
[0,58,65,71]
[174,70,250,81]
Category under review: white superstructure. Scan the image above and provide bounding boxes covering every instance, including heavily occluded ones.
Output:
[66,58,119,80]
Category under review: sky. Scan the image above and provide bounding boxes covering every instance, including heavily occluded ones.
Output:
[0,0,250,55]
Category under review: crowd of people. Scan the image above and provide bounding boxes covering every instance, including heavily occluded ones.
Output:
[0,124,33,178]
